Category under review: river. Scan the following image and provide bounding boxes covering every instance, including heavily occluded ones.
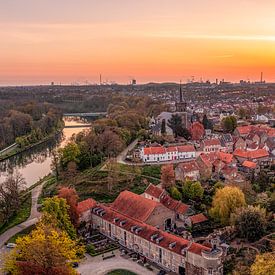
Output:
[0,118,90,188]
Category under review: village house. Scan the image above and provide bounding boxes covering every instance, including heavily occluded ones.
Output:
[234,137,246,150]
[201,138,222,153]
[220,134,234,153]
[140,145,196,163]
[233,148,270,166]
[184,213,209,229]
[175,160,200,181]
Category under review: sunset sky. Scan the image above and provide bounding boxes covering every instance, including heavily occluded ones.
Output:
[1,0,275,85]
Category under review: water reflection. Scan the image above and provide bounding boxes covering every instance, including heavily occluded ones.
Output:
[0,117,90,187]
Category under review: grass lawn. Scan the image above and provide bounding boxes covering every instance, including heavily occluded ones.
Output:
[0,192,32,235]
[107,270,137,275]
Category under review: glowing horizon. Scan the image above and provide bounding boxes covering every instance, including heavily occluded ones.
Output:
[1,0,275,85]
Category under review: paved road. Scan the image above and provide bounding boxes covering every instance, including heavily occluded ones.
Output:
[77,251,157,275]
[0,182,44,248]
[116,138,139,164]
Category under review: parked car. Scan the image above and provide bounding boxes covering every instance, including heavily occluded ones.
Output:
[6,243,16,248]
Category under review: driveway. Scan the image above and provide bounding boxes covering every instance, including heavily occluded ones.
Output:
[77,251,157,275]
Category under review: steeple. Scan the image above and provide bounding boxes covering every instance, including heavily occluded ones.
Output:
[180,80,183,103]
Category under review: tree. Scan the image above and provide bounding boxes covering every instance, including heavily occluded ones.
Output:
[221,116,237,133]
[251,253,275,275]
[59,142,81,169]
[170,186,182,200]
[42,197,77,239]
[58,187,79,227]
[231,205,266,242]
[182,180,204,201]
[161,119,166,135]
[190,122,205,140]
[168,114,182,137]
[3,222,83,275]
[0,172,26,223]
[202,114,213,130]
[161,164,175,189]
[209,186,246,225]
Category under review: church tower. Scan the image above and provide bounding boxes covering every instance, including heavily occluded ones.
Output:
[176,81,187,112]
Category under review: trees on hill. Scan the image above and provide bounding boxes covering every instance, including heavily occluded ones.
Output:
[209,186,246,225]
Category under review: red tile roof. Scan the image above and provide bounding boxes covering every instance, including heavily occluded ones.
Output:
[177,160,199,173]
[242,160,257,169]
[77,198,97,214]
[177,145,196,152]
[144,184,164,199]
[234,148,269,159]
[203,139,221,147]
[218,152,234,164]
[111,190,161,222]
[92,204,210,256]
[236,125,252,135]
[160,194,189,215]
[190,213,208,224]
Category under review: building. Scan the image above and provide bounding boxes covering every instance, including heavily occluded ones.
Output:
[77,198,97,223]
[175,160,200,181]
[233,148,270,166]
[140,145,196,163]
[201,139,222,153]
[84,190,224,275]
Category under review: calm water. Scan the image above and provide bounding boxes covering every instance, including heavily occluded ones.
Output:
[0,118,90,188]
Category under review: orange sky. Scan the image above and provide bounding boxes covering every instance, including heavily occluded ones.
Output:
[1,0,275,85]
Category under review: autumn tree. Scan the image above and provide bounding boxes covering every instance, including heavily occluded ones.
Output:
[190,122,205,140]
[251,253,275,275]
[161,164,175,189]
[231,205,266,242]
[221,116,237,133]
[58,187,79,227]
[3,222,84,275]
[42,197,77,239]
[0,172,26,223]
[209,186,246,225]
[182,180,204,201]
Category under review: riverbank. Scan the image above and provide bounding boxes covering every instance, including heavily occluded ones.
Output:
[0,126,64,162]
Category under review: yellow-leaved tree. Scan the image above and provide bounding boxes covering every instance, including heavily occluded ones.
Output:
[209,186,246,225]
[251,253,275,275]
[3,221,84,275]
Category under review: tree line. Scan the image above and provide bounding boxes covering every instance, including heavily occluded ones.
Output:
[0,102,62,150]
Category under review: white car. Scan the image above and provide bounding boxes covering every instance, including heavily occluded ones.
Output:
[6,243,16,248]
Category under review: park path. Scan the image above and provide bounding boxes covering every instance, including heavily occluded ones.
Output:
[0,182,45,248]
[116,138,139,164]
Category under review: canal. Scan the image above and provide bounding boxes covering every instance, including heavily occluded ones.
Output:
[0,117,90,188]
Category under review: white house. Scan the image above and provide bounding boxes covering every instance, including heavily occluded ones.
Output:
[140,145,196,163]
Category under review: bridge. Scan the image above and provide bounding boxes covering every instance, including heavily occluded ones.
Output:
[63,112,107,117]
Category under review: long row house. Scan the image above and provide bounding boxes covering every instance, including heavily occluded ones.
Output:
[78,188,224,275]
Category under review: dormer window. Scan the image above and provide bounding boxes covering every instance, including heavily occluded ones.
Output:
[135,227,142,234]
[131,225,138,232]
[100,211,106,216]
[169,242,176,249]
[113,218,119,223]
[120,220,127,226]
[156,236,164,244]
[151,234,158,241]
